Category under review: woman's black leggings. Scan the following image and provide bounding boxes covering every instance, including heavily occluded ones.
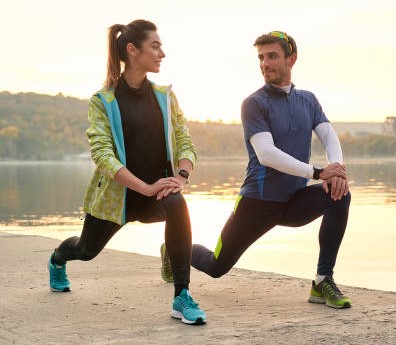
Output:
[192,184,351,278]
[53,192,192,286]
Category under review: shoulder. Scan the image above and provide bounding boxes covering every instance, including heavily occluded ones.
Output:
[245,86,268,102]
[87,88,116,115]
[242,86,270,113]
[150,81,180,108]
[292,87,326,121]
[149,80,172,94]
[293,88,318,103]
[88,88,116,109]
[94,88,116,103]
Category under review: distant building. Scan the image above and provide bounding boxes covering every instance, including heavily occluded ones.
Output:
[383,116,396,136]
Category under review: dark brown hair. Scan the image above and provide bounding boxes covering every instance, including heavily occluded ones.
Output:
[104,19,157,89]
[253,32,297,57]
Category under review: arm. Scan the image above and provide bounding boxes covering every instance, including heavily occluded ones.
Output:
[250,131,314,178]
[114,166,180,199]
[177,158,193,177]
[251,131,346,180]
[170,90,197,167]
[314,122,349,199]
[250,131,348,200]
[154,91,196,200]
[156,157,193,200]
[314,122,343,163]
[86,95,123,179]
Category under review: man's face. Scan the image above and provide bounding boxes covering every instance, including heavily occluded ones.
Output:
[257,43,296,87]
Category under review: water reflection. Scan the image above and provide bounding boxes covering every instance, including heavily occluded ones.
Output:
[186,159,246,197]
[346,161,396,204]
[1,160,395,292]
[0,159,395,223]
[0,161,92,224]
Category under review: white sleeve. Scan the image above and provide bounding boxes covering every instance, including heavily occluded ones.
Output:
[250,132,314,178]
[314,122,343,163]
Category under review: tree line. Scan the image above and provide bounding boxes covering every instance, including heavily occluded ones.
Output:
[0,91,395,160]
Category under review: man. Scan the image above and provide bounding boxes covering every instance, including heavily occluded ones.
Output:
[161,31,351,309]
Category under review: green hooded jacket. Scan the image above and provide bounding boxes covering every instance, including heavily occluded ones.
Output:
[82,82,197,225]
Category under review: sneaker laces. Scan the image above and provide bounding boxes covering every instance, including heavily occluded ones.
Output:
[54,265,68,282]
[180,292,199,310]
[322,277,343,296]
[163,255,172,273]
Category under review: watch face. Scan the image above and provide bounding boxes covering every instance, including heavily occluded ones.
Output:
[178,169,189,178]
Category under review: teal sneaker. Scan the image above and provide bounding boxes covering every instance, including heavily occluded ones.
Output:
[308,276,351,309]
[160,243,174,283]
[172,289,206,325]
[48,256,71,292]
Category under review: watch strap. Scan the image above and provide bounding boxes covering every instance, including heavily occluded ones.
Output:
[178,169,190,180]
[313,167,323,180]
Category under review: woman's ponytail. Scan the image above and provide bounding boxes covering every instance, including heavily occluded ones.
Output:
[104,24,124,89]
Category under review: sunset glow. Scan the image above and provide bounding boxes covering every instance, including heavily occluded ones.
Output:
[2,0,395,123]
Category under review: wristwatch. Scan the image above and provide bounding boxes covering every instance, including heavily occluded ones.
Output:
[313,166,324,180]
[178,169,190,182]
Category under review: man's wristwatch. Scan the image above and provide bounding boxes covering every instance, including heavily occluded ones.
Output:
[178,169,190,182]
[313,166,324,180]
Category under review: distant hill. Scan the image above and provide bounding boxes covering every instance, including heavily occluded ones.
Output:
[332,122,384,136]
[0,91,246,160]
[0,91,89,159]
[0,91,395,160]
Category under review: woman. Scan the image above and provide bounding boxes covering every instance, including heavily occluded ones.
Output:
[47,19,206,325]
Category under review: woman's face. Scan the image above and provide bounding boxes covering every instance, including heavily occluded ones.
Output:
[128,31,166,73]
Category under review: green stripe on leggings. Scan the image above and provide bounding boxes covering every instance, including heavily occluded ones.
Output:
[214,195,243,259]
[234,194,243,213]
[214,235,222,259]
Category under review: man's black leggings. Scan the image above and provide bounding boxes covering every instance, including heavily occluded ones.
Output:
[53,192,192,286]
[192,184,351,278]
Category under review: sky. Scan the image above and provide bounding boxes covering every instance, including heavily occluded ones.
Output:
[1,0,395,123]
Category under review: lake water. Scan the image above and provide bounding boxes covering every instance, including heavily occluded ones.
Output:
[1,159,395,292]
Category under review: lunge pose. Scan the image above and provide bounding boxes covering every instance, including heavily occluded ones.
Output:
[161,31,351,309]
[48,19,206,325]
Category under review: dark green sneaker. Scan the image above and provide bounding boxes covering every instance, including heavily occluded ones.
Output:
[160,243,174,283]
[308,276,351,309]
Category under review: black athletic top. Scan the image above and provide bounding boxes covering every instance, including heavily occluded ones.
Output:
[115,76,167,207]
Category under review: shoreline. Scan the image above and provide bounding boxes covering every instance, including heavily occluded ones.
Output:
[1,155,396,164]
[2,221,396,294]
[1,231,395,345]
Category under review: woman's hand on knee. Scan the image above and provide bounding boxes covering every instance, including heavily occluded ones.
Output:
[143,177,180,197]
[156,185,183,200]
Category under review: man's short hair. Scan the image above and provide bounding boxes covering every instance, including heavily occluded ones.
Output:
[254,31,297,57]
